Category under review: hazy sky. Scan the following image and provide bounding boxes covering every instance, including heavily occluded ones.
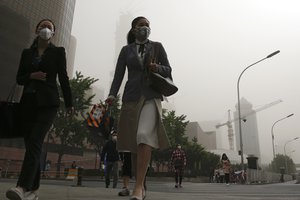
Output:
[71,0,300,164]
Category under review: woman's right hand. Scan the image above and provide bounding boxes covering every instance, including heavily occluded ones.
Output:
[105,95,115,105]
[30,71,47,81]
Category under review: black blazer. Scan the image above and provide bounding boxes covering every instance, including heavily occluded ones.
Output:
[109,40,172,102]
[16,43,73,108]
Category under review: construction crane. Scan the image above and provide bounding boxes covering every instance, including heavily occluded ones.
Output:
[216,99,283,151]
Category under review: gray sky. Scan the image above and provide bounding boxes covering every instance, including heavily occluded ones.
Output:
[71,0,300,164]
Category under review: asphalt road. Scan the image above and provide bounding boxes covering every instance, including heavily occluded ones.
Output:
[1,178,300,200]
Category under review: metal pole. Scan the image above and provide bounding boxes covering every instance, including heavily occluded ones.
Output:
[237,80,244,170]
[237,57,267,171]
[236,51,280,170]
[284,137,299,174]
[271,114,294,160]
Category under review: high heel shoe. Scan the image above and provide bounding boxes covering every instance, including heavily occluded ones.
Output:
[129,196,143,200]
[130,189,146,200]
[142,189,146,200]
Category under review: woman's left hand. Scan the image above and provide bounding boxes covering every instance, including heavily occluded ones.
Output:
[66,106,75,116]
[149,62,158,72]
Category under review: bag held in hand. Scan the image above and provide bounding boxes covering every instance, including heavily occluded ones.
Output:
[149,72,178,96]
[86,103,113,139]
[0,85,23,138]
[148,43,178,97]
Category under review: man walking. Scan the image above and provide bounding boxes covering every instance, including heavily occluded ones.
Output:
[101,131,119,188]
[170,144,187,188]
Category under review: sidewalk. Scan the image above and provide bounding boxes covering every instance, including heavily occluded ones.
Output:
[0,181,181,200]
[1,179,300,200]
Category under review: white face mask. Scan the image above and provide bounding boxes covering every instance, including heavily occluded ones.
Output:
[39,28,53,40]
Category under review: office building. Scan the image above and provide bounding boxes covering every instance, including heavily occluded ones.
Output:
[234,98,261,160]
[186,121,217,150]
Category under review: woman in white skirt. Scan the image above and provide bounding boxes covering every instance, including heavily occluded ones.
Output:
[106,16,172,200]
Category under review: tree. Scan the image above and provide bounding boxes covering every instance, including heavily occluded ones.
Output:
[152,110,189,172]
[184,141,204,176]
[268,154,296,174]
[162,110,189,147]
[50,71,98,177]
[184,137,220,177]
[152,110,220,177]
[199,151,220,176]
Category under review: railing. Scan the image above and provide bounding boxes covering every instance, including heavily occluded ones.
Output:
[247,168,293,183]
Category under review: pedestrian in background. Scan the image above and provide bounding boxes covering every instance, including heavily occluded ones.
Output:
[106,16,172,200]
[43,160,51,178]
[218,165,225,183]
[221,153,231,185]
[118,152,132,196]
[6,18,73,200]
[209,166,215,183]
[170,144,187,188]
[71,161,77,169]
[101,131,120,188]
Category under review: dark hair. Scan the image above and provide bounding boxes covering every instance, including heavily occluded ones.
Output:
[35,18,56,32]
[31,19,56,49]
[221,153,229,160]
[126,16,148,44]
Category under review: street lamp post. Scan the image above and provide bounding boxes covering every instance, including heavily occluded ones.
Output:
[271,114,294,159]
[237,50,280,171]
[284,137,299,174]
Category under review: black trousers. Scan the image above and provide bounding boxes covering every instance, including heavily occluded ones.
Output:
[105,161,119,188]
[225,173,230,184]
[174,166,184,184]
[17,94,57,191]
[121,152,132,177]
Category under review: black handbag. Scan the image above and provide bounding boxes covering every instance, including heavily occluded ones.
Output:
[149,72,178,97]
[0,85,23,138]
[148,43,178,97]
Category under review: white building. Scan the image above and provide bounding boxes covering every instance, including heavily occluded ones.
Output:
[234,98,261,162]
[185,121,217,150]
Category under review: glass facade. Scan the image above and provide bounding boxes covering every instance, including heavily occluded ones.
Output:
[0,0,76,101]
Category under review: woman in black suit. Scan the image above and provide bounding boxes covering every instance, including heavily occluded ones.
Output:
[6,19,73,200]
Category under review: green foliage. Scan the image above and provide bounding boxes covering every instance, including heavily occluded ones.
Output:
[152,110,189,172]
[151,110,220,177]
[108,94,121,128]
[184,141,204,175]
[199,151,220,176]
[50,71,98,176]
[268,154,296,174]
[162,110,189,147]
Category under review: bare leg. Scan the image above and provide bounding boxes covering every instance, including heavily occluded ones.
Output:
[118,175,130,196]
[123,175,130,188]
[131,143,151,198]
